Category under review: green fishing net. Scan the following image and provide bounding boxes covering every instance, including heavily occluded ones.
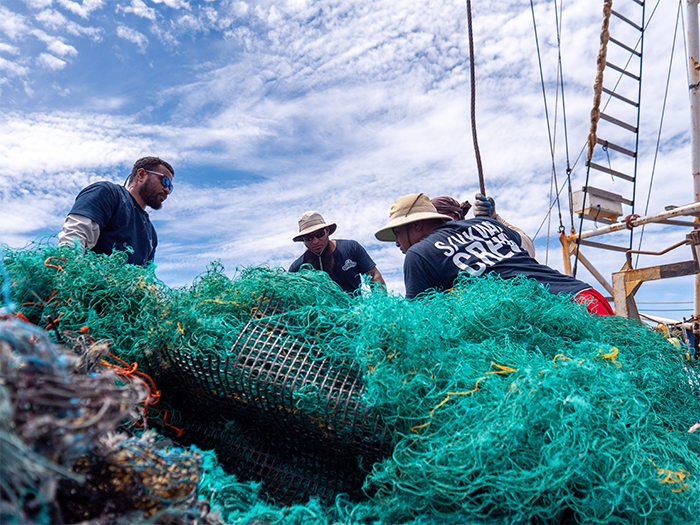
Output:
[2,241,700,525]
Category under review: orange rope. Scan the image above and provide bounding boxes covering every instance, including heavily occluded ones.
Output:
[98,349,181,435]
[0,310,31,323]
[80,325,94,344]
[44,256,67,273]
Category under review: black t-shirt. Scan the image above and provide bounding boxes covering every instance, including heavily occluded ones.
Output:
[289,239,377,293]
[68,181,157,266]
[404,217,589,299]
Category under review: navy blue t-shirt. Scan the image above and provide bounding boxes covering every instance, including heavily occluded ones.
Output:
[404,218,589,299]
[289,239,377,293]
[68,181,157,267]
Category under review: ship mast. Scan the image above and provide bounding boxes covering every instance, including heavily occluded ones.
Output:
[687,0,700,316]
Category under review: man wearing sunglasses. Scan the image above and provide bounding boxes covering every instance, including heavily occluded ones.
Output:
[58,156,174,267]
[289,211,386,294]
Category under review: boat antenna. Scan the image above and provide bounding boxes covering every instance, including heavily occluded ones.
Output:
[466,0,486,196]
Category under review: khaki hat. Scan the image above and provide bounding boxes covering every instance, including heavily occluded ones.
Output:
[375,193,452,242]
[293,211,337,242]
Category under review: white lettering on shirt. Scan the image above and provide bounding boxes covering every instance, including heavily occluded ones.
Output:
[453,252,486,276]
[435,222,523,274]
[435,241,455,257]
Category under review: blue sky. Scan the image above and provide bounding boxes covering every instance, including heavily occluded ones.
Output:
[0,0,696,321]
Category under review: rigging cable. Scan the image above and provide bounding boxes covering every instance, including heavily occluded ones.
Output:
[529,0,567,264]
[553,0,576,238]
[545,0,574,264]
[466,0,486,195]
[635,0,683,267]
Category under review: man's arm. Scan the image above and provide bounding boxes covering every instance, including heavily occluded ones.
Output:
[350,240,386,287]
[473,193,536,258]
[364,266,386,287]
[58,214,100,249]
[493,214,536,258]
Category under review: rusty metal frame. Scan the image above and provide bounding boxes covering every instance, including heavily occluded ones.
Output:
[611,231,700,318]
[560,204,700,318]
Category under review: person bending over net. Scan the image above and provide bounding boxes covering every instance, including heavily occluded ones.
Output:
[375,193,613,315]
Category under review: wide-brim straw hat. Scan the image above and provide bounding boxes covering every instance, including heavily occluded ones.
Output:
[375,193,452,242]
[293,211,337,242]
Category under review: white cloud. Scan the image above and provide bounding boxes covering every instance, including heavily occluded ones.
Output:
[46,39,78,57]
[35,9,69,30]
[65,21,102,40]
[85,97,128,111]
[0,112,164,178]
[52,82,71,96]
[116,24,148,52]
[176,13,205,33]
[34,8,103,40]
[0,56,29,76]
[55,0,104,19]
[151,0,190,10]
[0,6,30,40]
[37,52,66,69]
[0,42,20,55]
[118,0,157,21]
[23,0,54,9]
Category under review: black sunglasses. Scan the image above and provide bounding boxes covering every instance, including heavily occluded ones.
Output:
[302,229,327,242]
[144,170,174,194]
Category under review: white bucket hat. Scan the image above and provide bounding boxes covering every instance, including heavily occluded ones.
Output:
[293,211,338,242]
[375,193,452,242]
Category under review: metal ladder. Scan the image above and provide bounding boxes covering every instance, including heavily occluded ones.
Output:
[576,0,646,256]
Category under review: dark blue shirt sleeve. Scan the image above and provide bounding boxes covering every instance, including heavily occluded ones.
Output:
[351,241,376,274]
[68,182,119,229]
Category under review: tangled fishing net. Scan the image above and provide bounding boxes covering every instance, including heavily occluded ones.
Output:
[2,240,700,524]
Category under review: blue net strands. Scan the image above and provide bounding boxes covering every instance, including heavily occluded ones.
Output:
[4,243,700,523]
[1,317,238,525]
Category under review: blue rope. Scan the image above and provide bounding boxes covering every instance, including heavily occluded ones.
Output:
[0,246,15,315]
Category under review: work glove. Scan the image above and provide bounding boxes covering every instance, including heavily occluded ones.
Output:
[473,193,496,218]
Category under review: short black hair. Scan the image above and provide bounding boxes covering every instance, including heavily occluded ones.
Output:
[125,156,174,186]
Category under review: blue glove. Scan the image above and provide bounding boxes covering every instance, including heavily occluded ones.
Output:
[473,193,496,218]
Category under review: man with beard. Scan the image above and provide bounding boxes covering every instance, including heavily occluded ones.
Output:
[289,211,386,294]
[58,156,174,267]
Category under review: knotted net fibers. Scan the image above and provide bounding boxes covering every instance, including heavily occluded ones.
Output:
[0,315,246,525]
[3,241,700,524]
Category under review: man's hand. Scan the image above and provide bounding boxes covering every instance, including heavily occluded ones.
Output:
[366,266,387,290]
[473,193,496,218]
